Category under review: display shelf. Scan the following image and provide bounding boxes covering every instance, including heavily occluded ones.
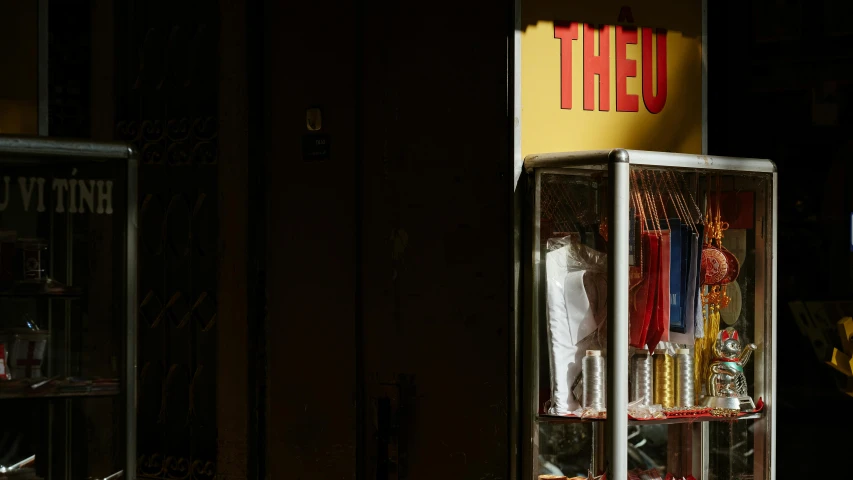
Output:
[0,378,120,400]
[0,136,136,480]
[538,412,763,426]
[0,389,120,400]
[522,150,777,480]
[0,287,83,298]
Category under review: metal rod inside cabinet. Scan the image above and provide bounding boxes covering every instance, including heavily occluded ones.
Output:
[667,426,680,477]
[49,403,56,478]
[48,212,55,376]
[769,172,777,480]
[64,187,74,478]
[605,158,629,480]
[750,174,774,480]
[669,424,694,477]
[511,177,522,480]
[522,170,542,478]
[591,422,606,474]
[126,150,139,480]
[692,422,709,480]
[752,176,766,480]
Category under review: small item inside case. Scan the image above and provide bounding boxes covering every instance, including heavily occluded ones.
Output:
[0,343,8,380]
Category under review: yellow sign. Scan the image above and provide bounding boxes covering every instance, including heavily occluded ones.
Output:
[521,1,703,158]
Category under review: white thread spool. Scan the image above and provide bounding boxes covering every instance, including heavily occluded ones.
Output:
[582,350,606,410]
[675,348,695,408]
[630,349,654,405]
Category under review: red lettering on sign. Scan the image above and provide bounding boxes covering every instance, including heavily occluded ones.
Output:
[554,22,579,110]
[583,24,610,111]
[642,28,667,114]
[615,26,639,112]
[554,22,668,113]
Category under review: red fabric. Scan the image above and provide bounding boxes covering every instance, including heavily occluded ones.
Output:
[629,235,653,347]
[0,343,7,380]
[654,232,671,346]
[627,400,764,421]
[545,398,764,422]
[643,234,662,350]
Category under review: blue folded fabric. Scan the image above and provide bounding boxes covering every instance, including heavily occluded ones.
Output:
[694,224,705,333]
[669,218,684,332]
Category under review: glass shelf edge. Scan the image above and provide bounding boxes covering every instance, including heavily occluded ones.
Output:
[0,390,120,401]
[0,288,84,298]
[537,412,763,426]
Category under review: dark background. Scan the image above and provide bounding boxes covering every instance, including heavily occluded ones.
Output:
[710,0,853,477]
[4,0,847,477]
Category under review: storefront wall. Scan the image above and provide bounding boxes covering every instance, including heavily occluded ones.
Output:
[266,0,511,477]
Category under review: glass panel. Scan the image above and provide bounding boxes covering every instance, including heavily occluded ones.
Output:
[538,422,595,478]
[708,419,757,480]
[530,162,773,480]
[537,170,603,421]
[0,155,127,479]
[630,424,670,473]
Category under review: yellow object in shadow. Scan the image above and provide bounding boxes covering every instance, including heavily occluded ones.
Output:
[825,348,853,377]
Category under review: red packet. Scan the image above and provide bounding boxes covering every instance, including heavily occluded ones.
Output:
[629,235,653,347]
[643,235,663,351]
[657,232,671,343]
[0,343,8,380]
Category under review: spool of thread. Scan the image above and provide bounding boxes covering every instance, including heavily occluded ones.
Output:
[675,348,695,408]
[630,349,654,405]
[653,349,675,408]
[582,350,606,410]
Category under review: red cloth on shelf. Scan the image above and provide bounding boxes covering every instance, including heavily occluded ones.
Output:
[657,231,671,344]
[629,234,653,347]
[0,343,7,380]
[644,231,670,351]
[641,234,661,349]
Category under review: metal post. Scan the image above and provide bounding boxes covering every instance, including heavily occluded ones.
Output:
[523,170,543,479]
[510,0,523,475]
[769,171,778,480]
[591,422,606,475]
[606,150,630,479]
[126,149,139,480]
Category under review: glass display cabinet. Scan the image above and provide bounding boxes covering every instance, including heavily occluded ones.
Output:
[521,150,776,480]
[0,137,136,480]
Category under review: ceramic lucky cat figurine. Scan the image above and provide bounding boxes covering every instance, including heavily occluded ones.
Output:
[702,327,757,413]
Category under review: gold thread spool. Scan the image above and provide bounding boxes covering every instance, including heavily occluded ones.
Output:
[653,349,675,408]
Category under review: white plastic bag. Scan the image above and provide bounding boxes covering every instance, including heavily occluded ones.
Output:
[545,236,607,414]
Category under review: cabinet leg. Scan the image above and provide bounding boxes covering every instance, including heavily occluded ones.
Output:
[591,422,606,476]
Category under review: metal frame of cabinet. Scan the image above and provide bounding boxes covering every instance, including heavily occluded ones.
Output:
[0,136,136,480]
[519,149,777,480]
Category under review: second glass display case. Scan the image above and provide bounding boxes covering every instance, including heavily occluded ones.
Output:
[0,136,136,480]
[522,150,776,480]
